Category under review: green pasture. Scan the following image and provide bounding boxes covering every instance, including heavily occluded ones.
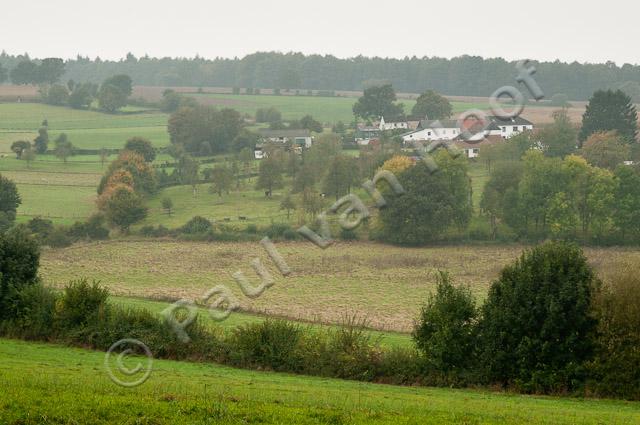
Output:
[1,339,637,424]
[188,92,489,124]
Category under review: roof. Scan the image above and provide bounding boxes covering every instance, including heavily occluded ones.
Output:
[258,129,311,138]
[486,115,534,129]
[417,119,460,130]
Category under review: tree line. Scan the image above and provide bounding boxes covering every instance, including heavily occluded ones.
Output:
[4,51,640,100]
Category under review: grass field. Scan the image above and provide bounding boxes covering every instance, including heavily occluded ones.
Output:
[1,339,637,424]
[0,103,168,152]
[188,92,490,124]
[40,241,640,332]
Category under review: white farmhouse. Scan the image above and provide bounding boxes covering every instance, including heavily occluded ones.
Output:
[486,116,534,139]
[401,119,461,143]
[378,116,409,131]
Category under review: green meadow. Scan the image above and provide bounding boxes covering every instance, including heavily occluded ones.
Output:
[1,339,637,425]
[188,92,489,124]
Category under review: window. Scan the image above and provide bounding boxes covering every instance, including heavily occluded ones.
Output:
[513,126,518,132]
[501,127,506,132]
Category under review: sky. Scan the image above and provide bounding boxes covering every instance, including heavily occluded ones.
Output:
[2,0,638,65]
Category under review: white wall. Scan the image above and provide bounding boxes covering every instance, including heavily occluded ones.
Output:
[402,127,459,142]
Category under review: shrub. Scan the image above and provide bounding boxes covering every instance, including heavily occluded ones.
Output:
[55,279,109,333]
[0,227,40,321]
[339,228,358,241]
[181,216,213,234]
[413,271,478,376]
[44,226,74,248]
[264,223,292,239]
[477,241,598,393]
[229,319,304,372]
[589,265,640,399]
[0,283,57,340]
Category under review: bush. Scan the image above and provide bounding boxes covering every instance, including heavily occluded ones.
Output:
[0,283,57,340]
[413,271,477,376]
[229,319,304,372]
[44,226,73,248]
[55,279,109,333]
[477,241,598,393]
[68,214,110,241]
[0,227,40,321]
[589,265,640,399]
[339,228,358,241]
[181,216,213,234]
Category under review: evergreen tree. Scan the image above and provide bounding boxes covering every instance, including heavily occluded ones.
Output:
[579,90,638,145]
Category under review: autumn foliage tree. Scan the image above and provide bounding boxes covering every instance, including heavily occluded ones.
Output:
[97,151,155,231]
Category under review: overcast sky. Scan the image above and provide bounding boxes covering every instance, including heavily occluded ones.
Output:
[2,1,637,65]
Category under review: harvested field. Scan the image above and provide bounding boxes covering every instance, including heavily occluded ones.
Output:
[40,240,640,332]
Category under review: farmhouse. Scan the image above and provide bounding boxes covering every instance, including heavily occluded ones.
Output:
[401,119,461,142]
[378,116,409,131]
[401,115,535,158]
[485,116,534,139]
[257,129,313,148]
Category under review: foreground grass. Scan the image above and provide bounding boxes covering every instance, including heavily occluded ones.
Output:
[1,339,637,424]
[41,241,640,332]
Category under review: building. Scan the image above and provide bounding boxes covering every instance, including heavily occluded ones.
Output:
[257,129,313,148]
[378,116,409,131]
[401,115,535,159]
[401,119,461,143]
[485,116,534,139]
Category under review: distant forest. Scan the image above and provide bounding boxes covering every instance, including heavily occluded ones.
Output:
[2,51,640,100]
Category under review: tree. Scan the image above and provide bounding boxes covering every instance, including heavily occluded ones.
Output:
[381,155,414,175]
[101,184,147,232]
[98,151,157,195]
[209,164,234,197]
[411,90,452,120]
[413,271,477,373]
[579,90,638,144]
[581,131,630,170]
[539,108,577,158]
[102,74,133,97]
[322,155,359,200]
[54,133,74,163]
[44,84,69,105]
[162,198,173,216]
[480,162,523,239]
[21,148,36,168]
[33,125,49,154]
[10,60,38,85]
[255,107,282,123]
[233,130,259,152]
[168,105,243,154]
[280,193,296,219]
[0,227,40,321]
[99,148,110,168]
[613,165,640,241]
[378,151,472,245]
[10,141,31,159]
[37,58,65,84]
[299,115,323,133]
[68,83,96,109]
[124,137,156,162]
[0,174,21,231]
[478,242,599,392]
[255,156,283,197]
[293,163,316,194]
[0,63,7,84]
[352,84,404,120]
[98,84,128,113]
[177,154,200,196]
